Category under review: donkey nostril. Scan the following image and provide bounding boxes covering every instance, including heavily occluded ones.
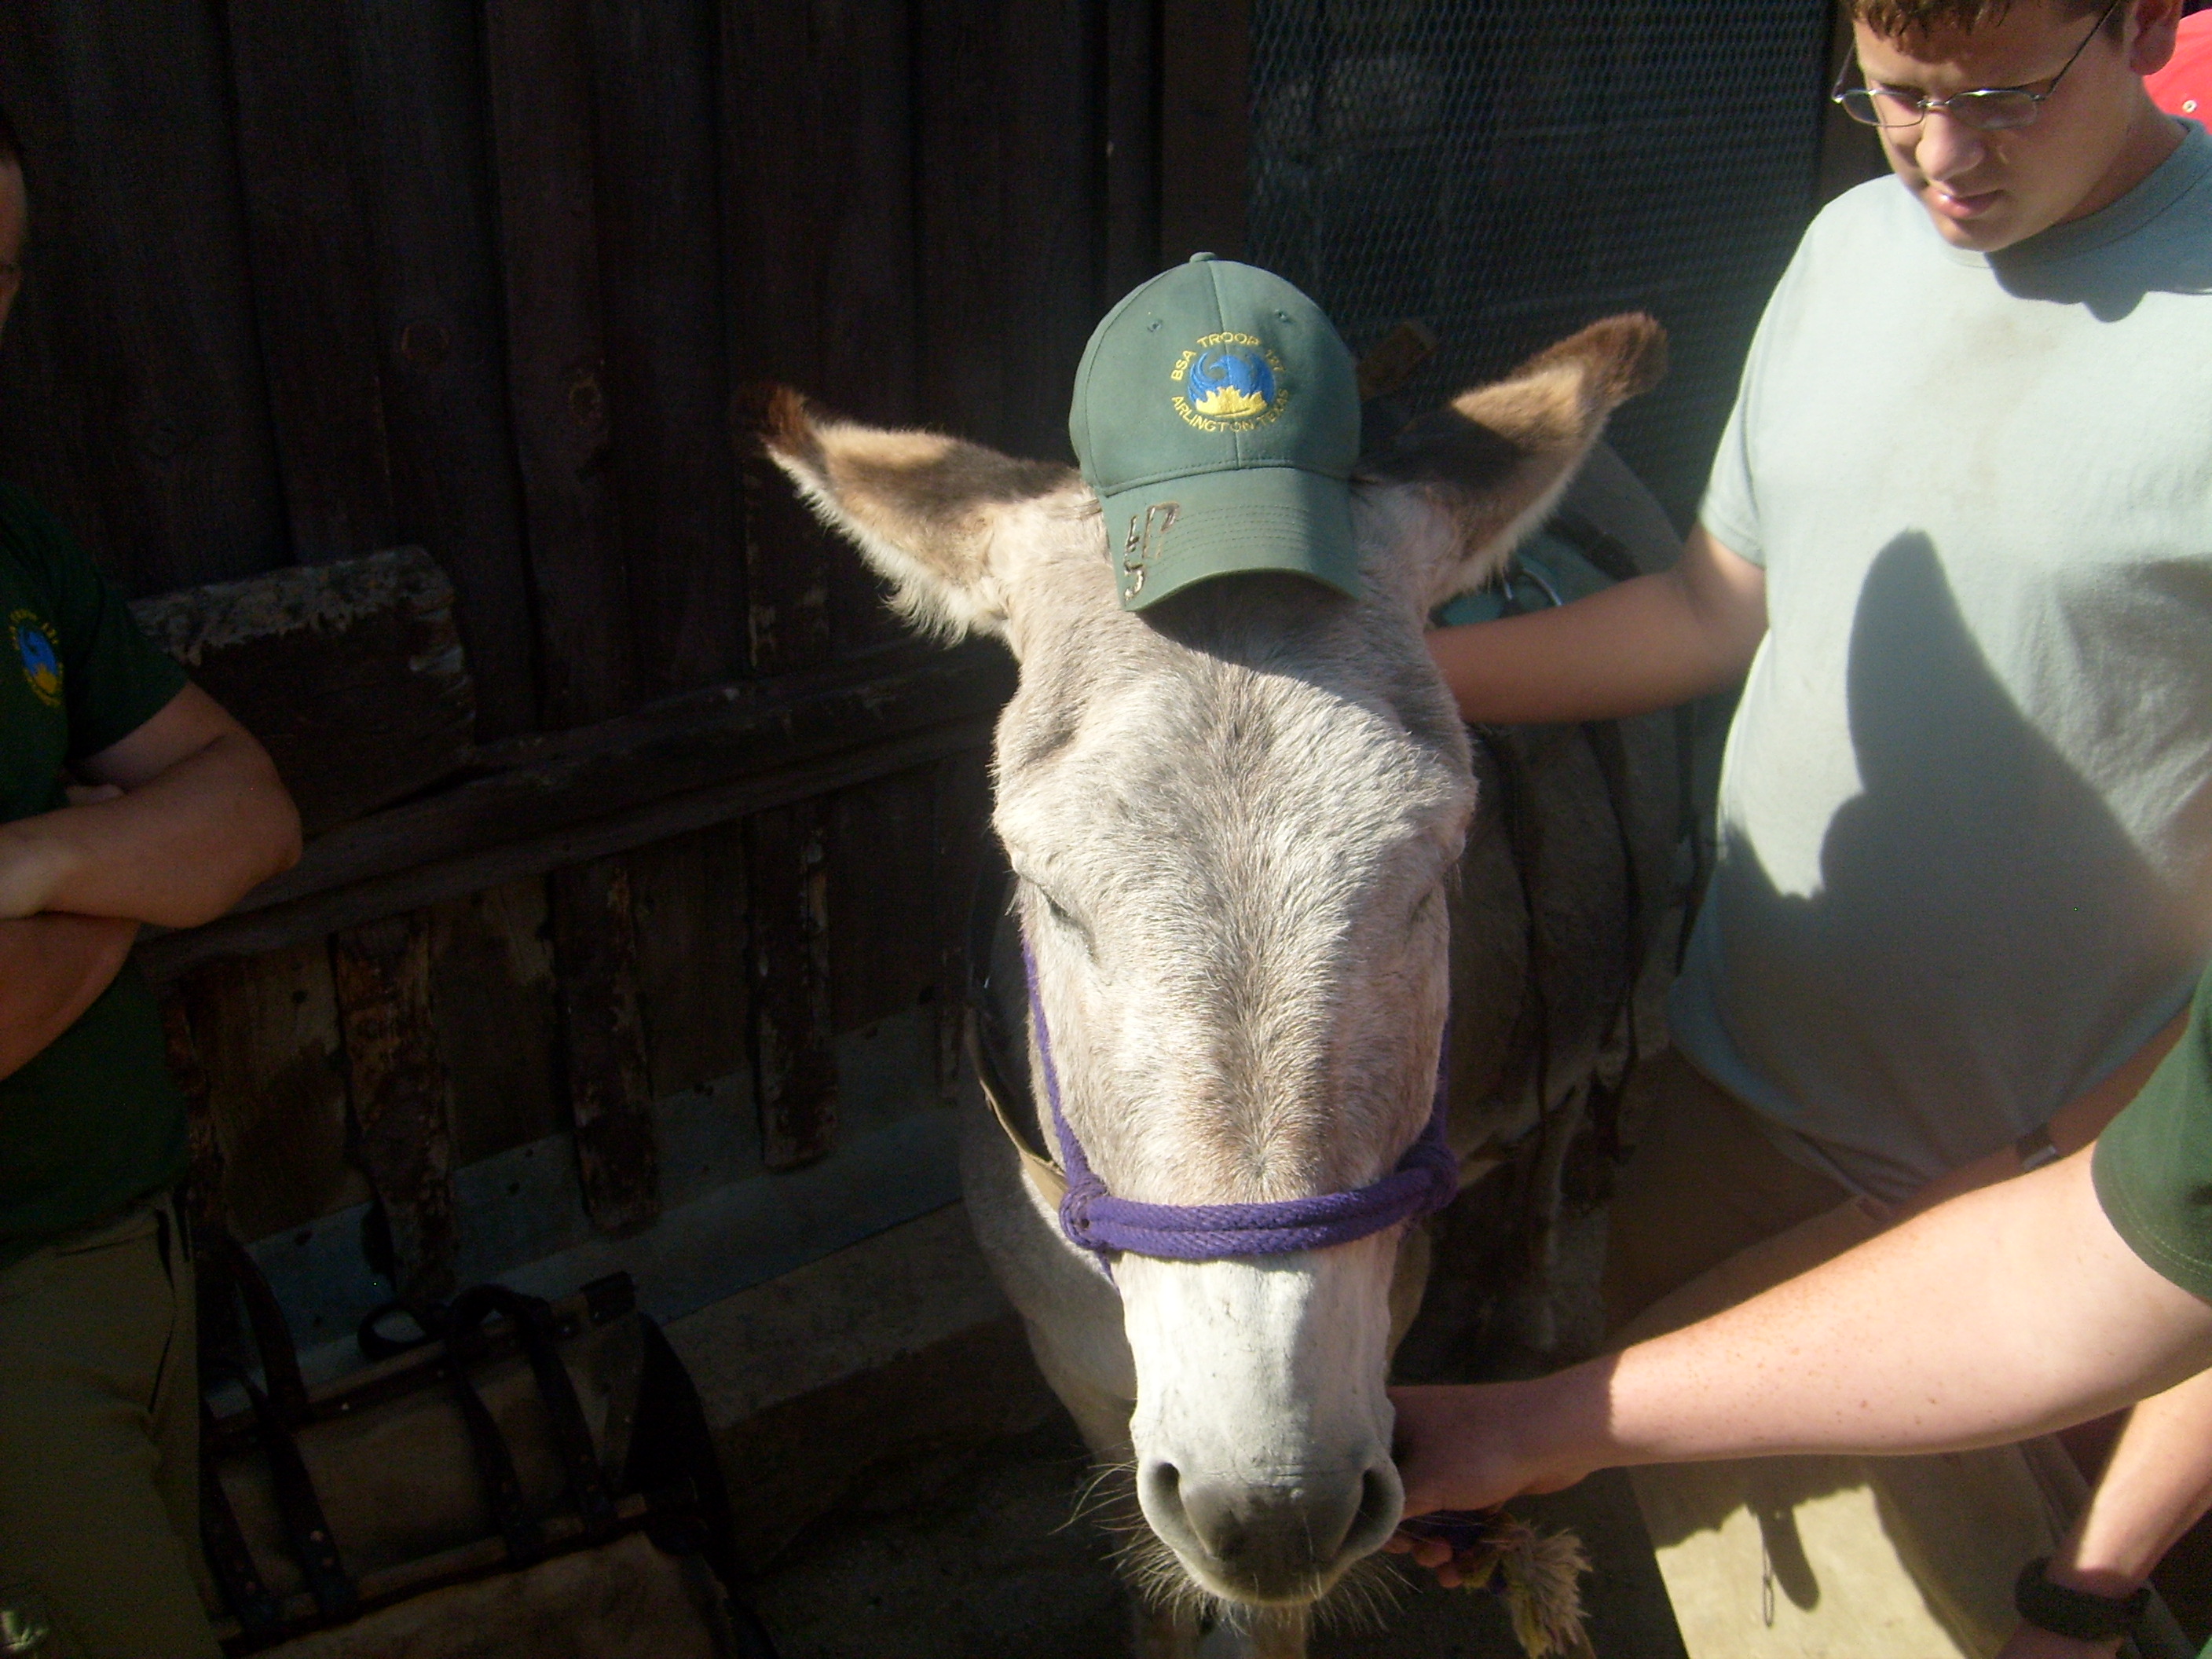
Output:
[1343,1460,1407,1561]
[1140,1459,1185,1521]
[1359,1465,1398,1529]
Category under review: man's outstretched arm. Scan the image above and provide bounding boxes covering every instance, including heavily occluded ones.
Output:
[1424,522,1768,726]
[0,683,301,929]
[1389,1146,2212,1562]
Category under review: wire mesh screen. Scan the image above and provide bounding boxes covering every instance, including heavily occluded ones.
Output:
[1247,2,1839,521]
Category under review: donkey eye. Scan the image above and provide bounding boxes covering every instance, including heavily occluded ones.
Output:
[1024,879,1088,942]
[1409,884,1444,928]
[1047,895,1100,960]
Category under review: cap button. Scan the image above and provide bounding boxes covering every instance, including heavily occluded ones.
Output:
[1188,251,1216,263]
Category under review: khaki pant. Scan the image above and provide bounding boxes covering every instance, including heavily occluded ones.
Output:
[0,1195,219,1659]
[1605,1051,2076,1659]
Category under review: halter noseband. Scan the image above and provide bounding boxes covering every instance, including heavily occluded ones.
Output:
[1020,943,1459,1262]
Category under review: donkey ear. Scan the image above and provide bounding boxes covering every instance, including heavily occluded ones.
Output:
[749,386,1082,639]
[1358,314,1667,613]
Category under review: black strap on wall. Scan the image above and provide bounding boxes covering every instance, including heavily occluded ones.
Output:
[625,1313,785,1659]
[210,1233,311,1424]
[209,1361,359,1624]
[197,1400,284,1639]
[446,1286,619,1544]
[437,1319,545,1569]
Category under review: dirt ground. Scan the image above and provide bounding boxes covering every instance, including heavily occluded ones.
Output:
[745,1416,1686,1659]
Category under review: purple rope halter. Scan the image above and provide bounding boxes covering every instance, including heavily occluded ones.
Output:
[1021,943,1460,1261]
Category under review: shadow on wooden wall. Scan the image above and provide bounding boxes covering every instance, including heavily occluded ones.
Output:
[0,0,1243,1349]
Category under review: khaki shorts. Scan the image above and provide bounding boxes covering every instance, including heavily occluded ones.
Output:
[0,1194,219,1659]
[1605,1051,2088,1659]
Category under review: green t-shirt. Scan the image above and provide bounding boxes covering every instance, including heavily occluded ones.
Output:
[0,483,189,1269]
[2097,963,2212,1306]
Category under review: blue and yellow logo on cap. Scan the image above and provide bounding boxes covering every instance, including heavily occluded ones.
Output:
[11,610,60,708]
[1170,334,1291,433]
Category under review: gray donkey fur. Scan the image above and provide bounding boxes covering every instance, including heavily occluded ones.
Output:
[760,315,1680,1659]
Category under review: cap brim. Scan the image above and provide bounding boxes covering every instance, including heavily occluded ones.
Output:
[1097,466,1363,611]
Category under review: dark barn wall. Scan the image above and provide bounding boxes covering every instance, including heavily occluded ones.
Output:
[0,0,1197,1334]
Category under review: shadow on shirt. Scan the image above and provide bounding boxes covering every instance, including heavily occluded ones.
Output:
[1707,532,2174,1199]
[1994,222,2212,320]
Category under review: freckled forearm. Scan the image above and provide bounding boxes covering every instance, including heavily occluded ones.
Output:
[1588,1156,2212,1467]
[2045,1368,2212,1599]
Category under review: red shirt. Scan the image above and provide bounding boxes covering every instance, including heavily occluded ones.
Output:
[2148,12,2212,120]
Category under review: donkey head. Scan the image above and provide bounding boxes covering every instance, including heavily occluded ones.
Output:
[758,313,1663,1610]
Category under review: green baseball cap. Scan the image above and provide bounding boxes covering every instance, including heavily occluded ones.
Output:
[1070,254,1362,610]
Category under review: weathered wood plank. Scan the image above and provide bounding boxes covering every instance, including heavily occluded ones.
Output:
[716,0,881,1192]
[130,548,474,835]
[180,943,366,1243]
[915,2,1009,442]
[483,0,634,724]
[1104,0,1164,298]
[748,801,837,1170]
[810,3,920,431]
[722,0,837,678]
[1159,0,1251,265]
[0,0,287,591]
[426,877,563,1169]
[0,63,115,575]
[627,823,749,1101]
[222,0,397,563]
[183,642,1001,915]
[139,716,998,980]
[160,986,246,1363]
[995,0,1100,457]
[331,913,460,1302]
[789,0,918,656]
[158,988,226,1247]
[830,766,940,1035]
[738,461,836,678]
[349,0,541,738]
[932,744,995,1092]
[548,859,661,1233]
[586,0,745,697]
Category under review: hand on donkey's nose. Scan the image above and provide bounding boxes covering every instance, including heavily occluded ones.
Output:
[1387,1381,1584,1519]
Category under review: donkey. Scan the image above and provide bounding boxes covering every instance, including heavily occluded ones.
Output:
[760,313,1672,1658]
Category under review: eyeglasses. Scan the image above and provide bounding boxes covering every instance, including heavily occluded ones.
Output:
[1832,0,2123,130]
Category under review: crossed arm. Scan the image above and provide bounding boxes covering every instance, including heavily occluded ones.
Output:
[0,683,299,1079]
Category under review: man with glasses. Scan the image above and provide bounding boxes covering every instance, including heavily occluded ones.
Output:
[1426,0,2207,1652]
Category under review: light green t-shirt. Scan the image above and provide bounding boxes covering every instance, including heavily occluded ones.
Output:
[0,483,188,1269]
[1672,126,2212,1203]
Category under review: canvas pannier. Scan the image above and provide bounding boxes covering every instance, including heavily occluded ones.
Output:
[196,1238,779,1658]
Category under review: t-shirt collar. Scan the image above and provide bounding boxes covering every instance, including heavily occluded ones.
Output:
[1933,119,2212,269]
